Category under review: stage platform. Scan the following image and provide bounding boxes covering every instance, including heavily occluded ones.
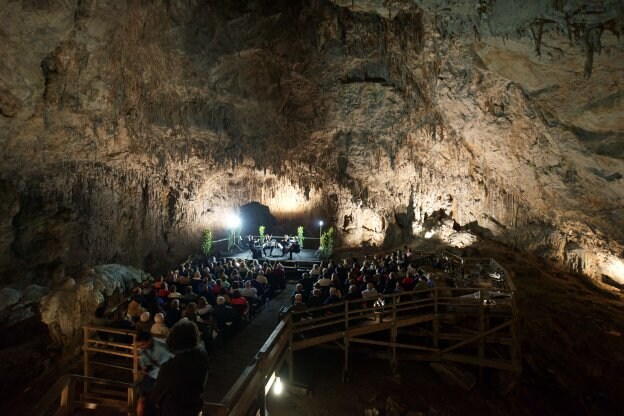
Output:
[222,247,321,263]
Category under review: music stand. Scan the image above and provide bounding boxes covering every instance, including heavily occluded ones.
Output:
[231,235,244,252]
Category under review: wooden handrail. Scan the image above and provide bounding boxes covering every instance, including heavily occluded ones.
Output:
[83,324,139,337]
[33,374,139,416]
[204,320,290,416]
[32,374,73,416]
[221,321,288,406]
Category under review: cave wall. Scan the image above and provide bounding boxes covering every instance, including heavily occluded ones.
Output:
[0,0,623,285]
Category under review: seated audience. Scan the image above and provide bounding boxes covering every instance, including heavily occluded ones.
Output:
[165,299,182,328]
[196,297,213,323]
[127,294,146,322]
[317,273,332,287]
[150,313,169,339]
[183,286,198,302]
[229,290,250,320]
[240,280,258,299]
[157,283,170,298]
[309,264,322,278]
[291,283,309,304]
[306,289,324,309]
[299,272,314,293]
[213,296,241,335]
[183,302,198,322]
[401,273,416,290]
[362,283,379,300]
[290,294,309,322]
[324,287,342,305]
[136,311,152,332]
[168,285,182,299]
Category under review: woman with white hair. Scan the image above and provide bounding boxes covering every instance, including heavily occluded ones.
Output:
[135,311,152,332]
[150,313,169,339]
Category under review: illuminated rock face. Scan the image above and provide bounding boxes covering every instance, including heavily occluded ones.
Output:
[0,0,623,284]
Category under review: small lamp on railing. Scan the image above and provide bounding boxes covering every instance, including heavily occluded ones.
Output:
[273,376,283,395]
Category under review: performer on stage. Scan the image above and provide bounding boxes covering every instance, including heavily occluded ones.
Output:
[281,235,291,256]
[263,233,280,257]
[247,235,261,259]
[287,236,301,260]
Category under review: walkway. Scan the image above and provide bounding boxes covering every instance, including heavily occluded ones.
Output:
[204,285,294,403]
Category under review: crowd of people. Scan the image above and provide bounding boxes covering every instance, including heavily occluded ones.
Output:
[95,258,289,346]
[286,248,437,318]
[92,248,439,416]
[93,257,293,416]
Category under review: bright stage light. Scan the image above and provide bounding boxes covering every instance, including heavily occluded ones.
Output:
[319,220,324,226]
[226,213,241,229]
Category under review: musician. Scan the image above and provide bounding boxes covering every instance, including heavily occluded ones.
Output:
[281,235,291,256]
[287,236,300,260]
[262,234,278,257]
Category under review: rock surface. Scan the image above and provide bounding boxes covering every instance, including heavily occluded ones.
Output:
[39,264,148,350]
[430,362,477,391]
[0,0,622,288]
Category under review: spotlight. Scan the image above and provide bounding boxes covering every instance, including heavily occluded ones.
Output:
[227,214,241,229]
[226,213,242,252]
[319,220,324,239]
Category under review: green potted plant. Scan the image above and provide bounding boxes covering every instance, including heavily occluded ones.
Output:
[259,225,265,242]
[201,229,213,257]
[324,227,334,255]
[320,227,335,256]
[297,226,304,248]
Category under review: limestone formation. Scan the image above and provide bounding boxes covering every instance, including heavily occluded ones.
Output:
[39,264,148,350]
[0,0,622,289]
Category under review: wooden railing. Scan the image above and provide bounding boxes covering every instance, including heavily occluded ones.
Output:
[289,285,516,366]
[32,374,138,416]
[203,321,291,416]
[203,267,519,415]
[82,325,140,383]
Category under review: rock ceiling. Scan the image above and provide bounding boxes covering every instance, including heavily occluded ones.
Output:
[0,0,623,285]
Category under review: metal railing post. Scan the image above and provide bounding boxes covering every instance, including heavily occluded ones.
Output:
[433,287,439,349]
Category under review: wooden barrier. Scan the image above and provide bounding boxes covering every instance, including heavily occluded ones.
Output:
[32,374,139,416]
[82,325,140,383]
[203,321,290,416]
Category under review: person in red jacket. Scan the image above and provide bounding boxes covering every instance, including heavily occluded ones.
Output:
[401,273,416,290]
[229,290,250,320]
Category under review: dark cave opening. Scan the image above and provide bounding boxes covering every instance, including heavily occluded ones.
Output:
[239,201,278,236]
